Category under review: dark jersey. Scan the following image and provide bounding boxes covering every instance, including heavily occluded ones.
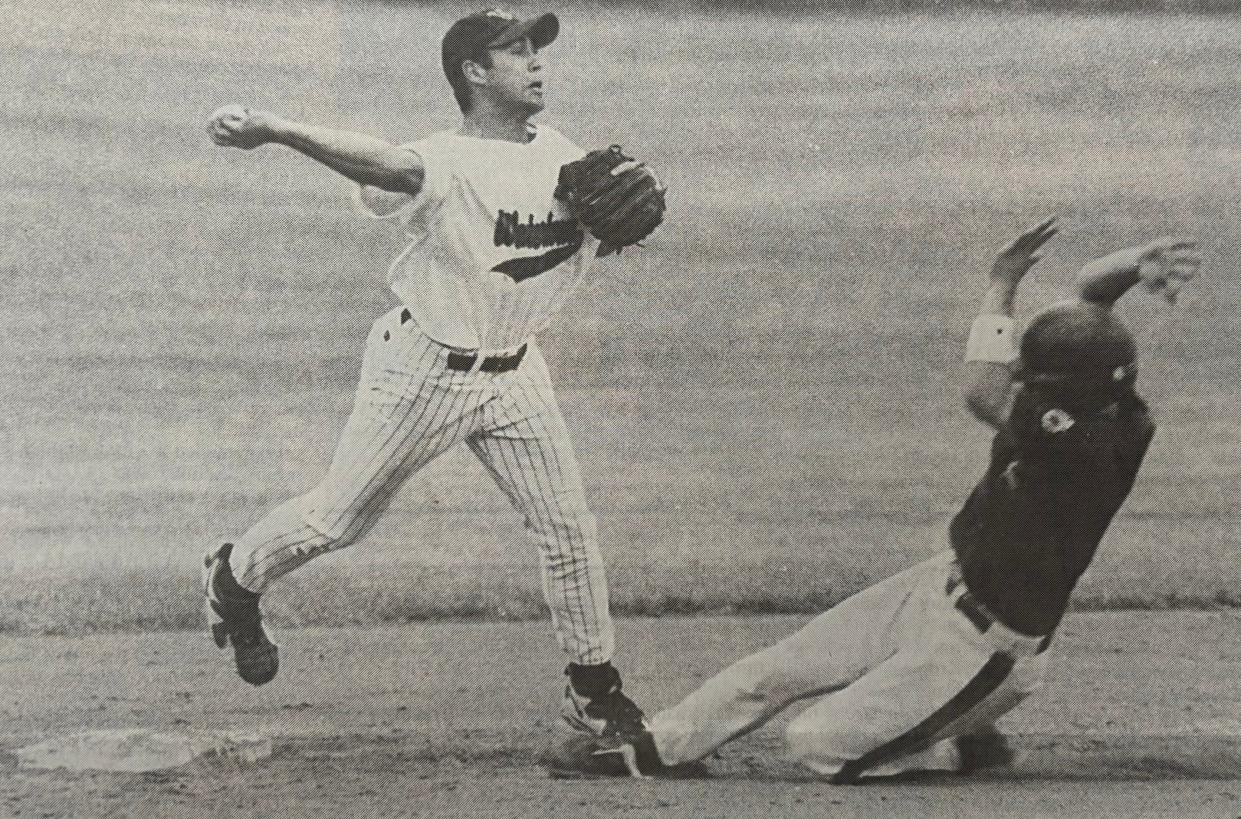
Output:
[949,388,1156,637]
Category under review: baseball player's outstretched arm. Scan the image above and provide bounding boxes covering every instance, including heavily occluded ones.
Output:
[206,105,424,195]
[962,217,1059,429]
[1076,238,1201,307]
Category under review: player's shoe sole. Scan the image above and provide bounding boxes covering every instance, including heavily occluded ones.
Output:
[542,732,708,780]
[203,543,279,686]
[542,734,648,779]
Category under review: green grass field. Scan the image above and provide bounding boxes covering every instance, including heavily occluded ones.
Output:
[1,1,1239,634]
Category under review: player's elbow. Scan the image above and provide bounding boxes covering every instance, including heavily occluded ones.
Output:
[1073,277,1113,307]
[964,383,1006,428]
[962,362,1014,429]
[369,150,425,197]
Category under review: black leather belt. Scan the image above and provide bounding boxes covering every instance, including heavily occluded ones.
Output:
[945,574,1052,654]
[446,345,527,373]
[399,308,527,374]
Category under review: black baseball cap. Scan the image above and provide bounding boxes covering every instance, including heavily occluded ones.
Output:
[441,9,559,82]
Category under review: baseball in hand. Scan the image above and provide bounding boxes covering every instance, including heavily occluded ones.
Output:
[206,104,254,147]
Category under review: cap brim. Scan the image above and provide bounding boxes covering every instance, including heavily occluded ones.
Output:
[488,12,559,51]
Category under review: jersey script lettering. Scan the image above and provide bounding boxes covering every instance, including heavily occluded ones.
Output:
[492,210,584,283]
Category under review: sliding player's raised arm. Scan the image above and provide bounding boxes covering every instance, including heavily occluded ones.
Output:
[963,217,1059,429]
[1076,237,1201,307]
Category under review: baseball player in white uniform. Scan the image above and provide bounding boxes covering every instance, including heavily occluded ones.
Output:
[547,220,1201,780]
[203,8,653,738]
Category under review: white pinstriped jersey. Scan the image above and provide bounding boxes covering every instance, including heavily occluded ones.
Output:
[356,124,597,353]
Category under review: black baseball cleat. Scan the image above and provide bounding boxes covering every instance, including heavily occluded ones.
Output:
[203,543,279,686]
[561,662,648,738]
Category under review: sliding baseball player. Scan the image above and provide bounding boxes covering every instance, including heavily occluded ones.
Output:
[547,220,1201,780]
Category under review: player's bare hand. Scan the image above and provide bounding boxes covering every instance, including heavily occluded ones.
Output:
[990,217,1058,286]
[206,105,275,150]
[1137,237,1201,304]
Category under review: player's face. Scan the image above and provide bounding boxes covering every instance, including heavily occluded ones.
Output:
[483,37,546,114]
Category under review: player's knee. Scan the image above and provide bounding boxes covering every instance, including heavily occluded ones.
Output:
[295,494,359,548]
[784,722,822,755]
[785,722,848,772]
[784,724,814,759]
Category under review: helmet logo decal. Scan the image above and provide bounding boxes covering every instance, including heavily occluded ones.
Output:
[1041,408,1075,434]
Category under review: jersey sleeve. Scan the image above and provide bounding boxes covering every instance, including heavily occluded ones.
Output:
[351,137,453,235]
[535,123,587,165]
[353,185,415,219]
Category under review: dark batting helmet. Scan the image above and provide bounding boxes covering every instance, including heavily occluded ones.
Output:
[1016,300,1138,411]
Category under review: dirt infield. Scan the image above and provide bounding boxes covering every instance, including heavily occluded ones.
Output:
[2,611,1239,817]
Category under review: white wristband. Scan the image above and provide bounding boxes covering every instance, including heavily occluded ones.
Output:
[965,315,1018,364]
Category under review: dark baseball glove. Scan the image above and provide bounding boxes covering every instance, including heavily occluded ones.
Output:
[554,145,666,256]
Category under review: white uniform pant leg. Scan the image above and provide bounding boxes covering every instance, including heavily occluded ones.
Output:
[465,344,614,666]
[784,561,1048,781]
[230,312,487,593]
[650,554,948,766]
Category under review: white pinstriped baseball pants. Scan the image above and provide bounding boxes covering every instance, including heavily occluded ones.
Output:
[228,306,615,665]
